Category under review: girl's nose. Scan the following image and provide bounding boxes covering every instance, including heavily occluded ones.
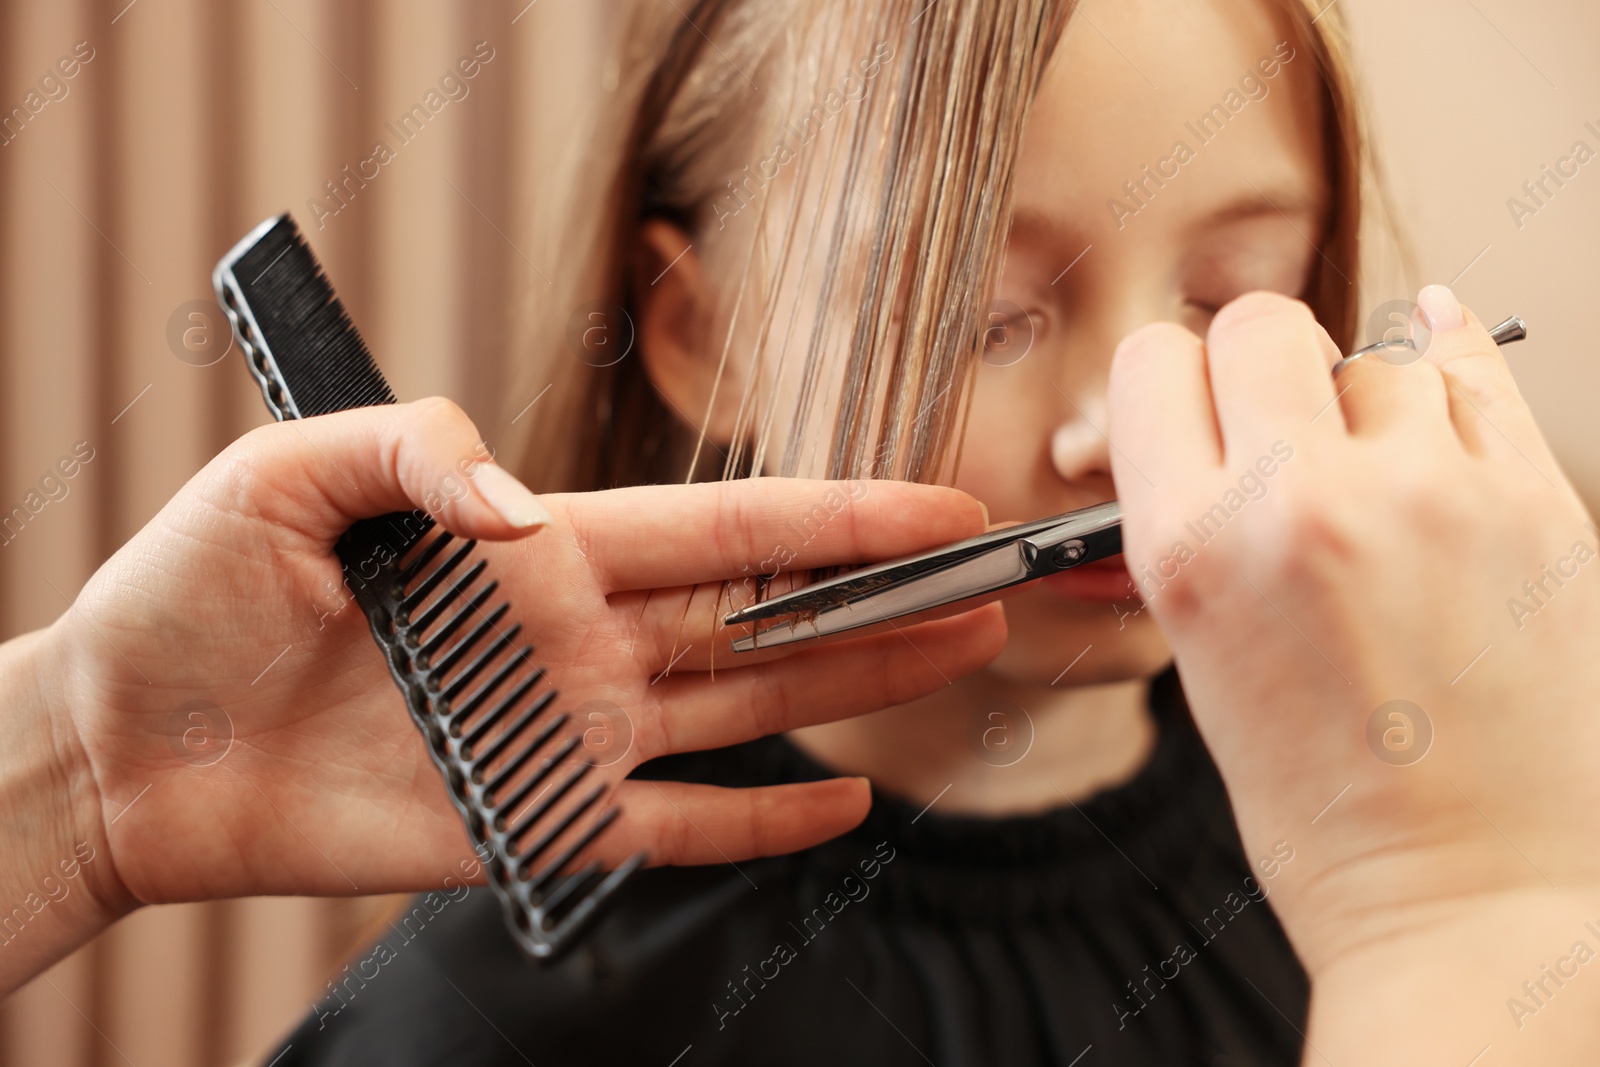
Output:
[1049,394,1113,484]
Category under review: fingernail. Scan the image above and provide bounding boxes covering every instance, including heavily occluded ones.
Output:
[472,463,553,528]
[978,500,991,526]
[1417,284,1464,333]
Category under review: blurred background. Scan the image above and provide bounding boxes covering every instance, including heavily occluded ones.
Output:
[0,0,1594,1063]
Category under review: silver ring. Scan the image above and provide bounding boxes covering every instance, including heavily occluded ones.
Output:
[1331,315,1527,378]
[1331,338,1414,378]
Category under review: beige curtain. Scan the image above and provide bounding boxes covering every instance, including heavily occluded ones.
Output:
[1,0,1596,1064]
[0,1,607,1063]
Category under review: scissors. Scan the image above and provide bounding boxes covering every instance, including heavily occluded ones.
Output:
[725,314,1528,652]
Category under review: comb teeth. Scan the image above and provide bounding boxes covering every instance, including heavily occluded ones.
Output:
[376,528,641,947]
[216,215,394,419]
[213,213,643,959]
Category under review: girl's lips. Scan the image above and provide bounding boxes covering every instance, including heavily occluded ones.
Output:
[1039,553,1141,603]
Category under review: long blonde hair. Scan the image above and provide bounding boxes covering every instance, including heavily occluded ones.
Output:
[507,0,1375,495]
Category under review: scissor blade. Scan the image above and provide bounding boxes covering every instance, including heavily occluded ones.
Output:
[729,543,1031,652]
[724,502,1119,625]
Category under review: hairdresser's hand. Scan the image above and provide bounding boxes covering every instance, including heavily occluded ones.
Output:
[1109,288,1600,1061]
[2,398,1002,995]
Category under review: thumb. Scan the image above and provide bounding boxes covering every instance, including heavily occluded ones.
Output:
[217,397,552,544]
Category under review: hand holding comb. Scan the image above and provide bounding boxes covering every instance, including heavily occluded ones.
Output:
[213,214,644,959]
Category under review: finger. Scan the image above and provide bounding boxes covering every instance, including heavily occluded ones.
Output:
[1415,286,1553,466]
[593,778,871,867]
[1107,321,1223,506]
[646,604,1007,753]
[1335,357,1452,440]
[561,479,988,593]
[1205,291,1344,453]
[217,398,553,544]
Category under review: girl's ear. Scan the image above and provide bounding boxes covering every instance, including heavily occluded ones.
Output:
[635,219,742,445]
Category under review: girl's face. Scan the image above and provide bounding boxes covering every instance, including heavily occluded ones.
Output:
[638,0,1330,691]
[960,0,1329,687]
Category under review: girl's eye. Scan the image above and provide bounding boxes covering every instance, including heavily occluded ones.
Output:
[982,303,1041,366]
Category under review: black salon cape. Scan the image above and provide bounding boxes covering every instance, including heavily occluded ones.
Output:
[270,670,1307,1066]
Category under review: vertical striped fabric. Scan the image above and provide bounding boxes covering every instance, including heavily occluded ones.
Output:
[0,2,606,1063]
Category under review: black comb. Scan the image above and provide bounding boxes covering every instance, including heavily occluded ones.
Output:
[212,214,644,959]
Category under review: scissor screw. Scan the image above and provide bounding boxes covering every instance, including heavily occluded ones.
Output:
[1052,540,1087,567]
